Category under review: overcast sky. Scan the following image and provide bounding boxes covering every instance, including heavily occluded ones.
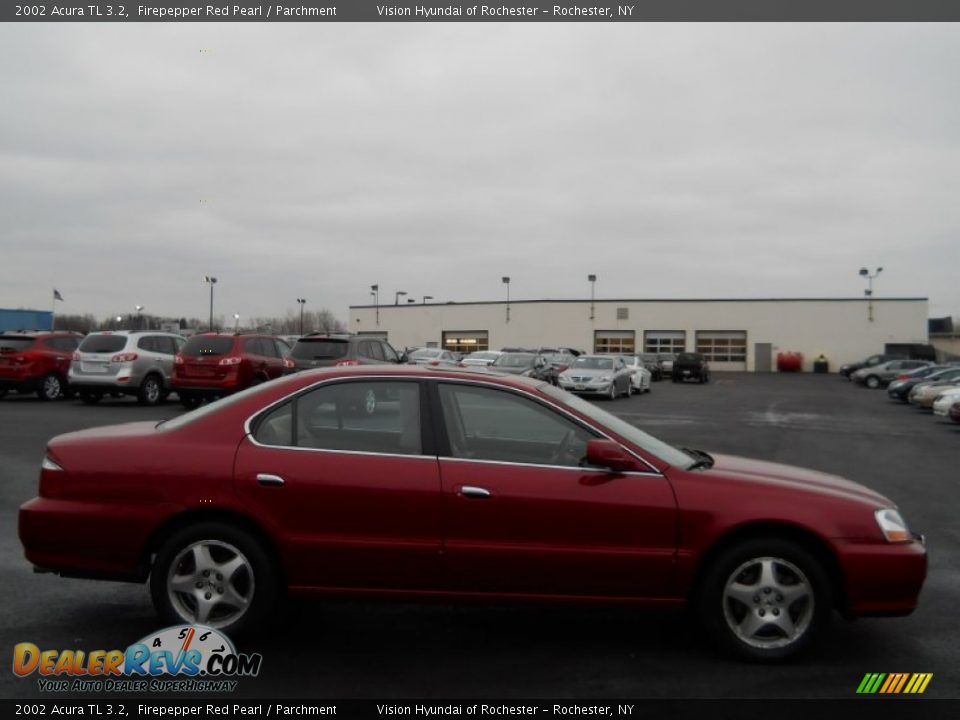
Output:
[2,23,958,324]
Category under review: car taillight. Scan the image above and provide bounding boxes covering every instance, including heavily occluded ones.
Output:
[39,454,64,498]
[174,355,184,364]
[72,352,81,361]
[896,374,910,380]
[429,360,440,366]
[335,359,360,366]
[219,356,242,366]
[458,362,466,367]
[110,353,138,363]
[283,358,295,368]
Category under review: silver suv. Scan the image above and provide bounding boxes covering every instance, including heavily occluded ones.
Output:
[70,331,185,405]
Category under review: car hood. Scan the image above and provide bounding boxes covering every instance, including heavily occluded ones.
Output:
[562,368,612,378]
[707,453,892,507]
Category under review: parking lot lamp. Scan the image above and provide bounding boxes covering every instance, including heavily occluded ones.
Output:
[203,276,218,331]
[135,305,144,330]
[233,313,240,332]
[115,315,123,330]
[859,267,883,322]
[502,276,510,323]
[395,290,407,306]
[370,284,379,325]
[588,274,597,320]
[296,298,307,335]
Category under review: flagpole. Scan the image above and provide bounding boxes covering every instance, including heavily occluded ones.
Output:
[51,289,56,331]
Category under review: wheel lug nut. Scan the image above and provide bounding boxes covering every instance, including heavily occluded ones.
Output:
[776,594,783,602]
[753,596,760,603]
[217,573,223,580]
[202,570,210,577]
[759,610,765,617]
[773,609,780,616]
[195,582,203,589]
[204,592,212,599]
[217,587,224,594]
[763,587,771,594]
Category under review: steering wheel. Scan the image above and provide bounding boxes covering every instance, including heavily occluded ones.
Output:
[549,429,579,466]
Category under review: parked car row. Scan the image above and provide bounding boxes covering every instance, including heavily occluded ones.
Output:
[885,364,960,426]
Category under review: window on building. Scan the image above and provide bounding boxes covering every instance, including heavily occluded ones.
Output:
[695,331,747,362]
[594,330,635,354]
[644,331,686,354]
[442,331,489,353]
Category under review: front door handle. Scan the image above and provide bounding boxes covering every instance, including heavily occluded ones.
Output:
[256,473,285,487]
[458,485,491,499]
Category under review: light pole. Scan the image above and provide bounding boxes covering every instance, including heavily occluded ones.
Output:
[859,266,883,322]
[233,313,240,332]
[370,284,379,325]
[395,290,407,306]
[135,305,144,330]
[502,276,511,323]
[422,295,433,304]
[115,315,123,330]
[203,275,218,331]
[588,274,597,320]
[296,298,306,335]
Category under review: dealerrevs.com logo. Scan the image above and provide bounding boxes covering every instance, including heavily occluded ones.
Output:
[13,625,263,693]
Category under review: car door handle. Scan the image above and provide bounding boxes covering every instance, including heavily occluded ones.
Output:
[458,485,491,499]
[256,473,285,487]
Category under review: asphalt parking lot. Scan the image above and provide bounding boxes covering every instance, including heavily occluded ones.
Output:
[1,374,957,699]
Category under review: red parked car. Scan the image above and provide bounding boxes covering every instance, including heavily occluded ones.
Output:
[0,331,82,401]
[19,367,926,660]
[171,333,292,409]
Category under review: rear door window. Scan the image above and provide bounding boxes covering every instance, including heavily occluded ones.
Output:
[291,339,349,361]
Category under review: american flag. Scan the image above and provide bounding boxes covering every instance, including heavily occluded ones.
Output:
[53,289,64,302]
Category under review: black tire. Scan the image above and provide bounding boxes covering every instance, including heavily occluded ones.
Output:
[137,375,164,406]
[37,373,64,401]
[79,391,102,405]
[0,388,7,400]
[607,382,617,401]
[698,537,832,662]
[865,375,881,390]
[150,521,277,637]
[179,391,202,410]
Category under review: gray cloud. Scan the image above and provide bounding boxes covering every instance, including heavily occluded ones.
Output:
[2,23,958,322]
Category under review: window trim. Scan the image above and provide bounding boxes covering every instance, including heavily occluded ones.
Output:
[243,375,663,476]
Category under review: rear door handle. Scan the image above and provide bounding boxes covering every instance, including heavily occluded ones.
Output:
[458,485,491,499]
[256,473,285,487]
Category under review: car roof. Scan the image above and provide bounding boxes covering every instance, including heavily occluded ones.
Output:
[287,363,546,388]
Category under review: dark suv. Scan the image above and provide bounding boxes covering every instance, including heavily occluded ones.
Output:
[0,332,82,401]
[288,334,405,372]
[671,352,710,383]
[172,333,292,408]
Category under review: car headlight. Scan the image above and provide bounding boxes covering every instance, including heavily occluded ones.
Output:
[597,375,613,383]
[875,508,911,543]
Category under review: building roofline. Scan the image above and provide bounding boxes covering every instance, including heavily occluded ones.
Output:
[349,297,929,309]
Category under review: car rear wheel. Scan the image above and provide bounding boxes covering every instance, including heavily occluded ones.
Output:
[607,382,617,401]
[79,390,102,405]
[150,522,277,637]
[699,538,831,661]
[38,373,64,401]
[865,375,881,389]
[179,392,202,410]
[137,375,163,406]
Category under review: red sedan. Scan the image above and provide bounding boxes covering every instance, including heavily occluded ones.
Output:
[19,367,926,660]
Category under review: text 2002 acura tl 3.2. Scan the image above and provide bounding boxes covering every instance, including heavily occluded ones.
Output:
[19,366,926,660]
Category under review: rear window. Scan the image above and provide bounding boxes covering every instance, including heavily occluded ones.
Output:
[182,336,235,357]
[0,336,36,351]
[78,335,127,353]
[291,339,349,360]
[410,349,440,359]
[677,353,702,363]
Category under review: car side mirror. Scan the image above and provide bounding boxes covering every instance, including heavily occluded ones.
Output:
[398,353,408,364]
[585,439,638,473]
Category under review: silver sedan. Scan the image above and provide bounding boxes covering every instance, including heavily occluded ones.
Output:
[558,355,633,400]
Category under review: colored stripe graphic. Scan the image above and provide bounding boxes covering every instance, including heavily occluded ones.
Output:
[857,673,932,694]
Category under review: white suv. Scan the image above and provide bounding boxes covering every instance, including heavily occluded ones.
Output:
[69,331,185,405]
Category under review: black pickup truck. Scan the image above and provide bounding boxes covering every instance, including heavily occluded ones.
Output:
[671,352,710,383]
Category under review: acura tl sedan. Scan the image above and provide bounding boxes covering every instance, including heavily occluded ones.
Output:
[19,367,925,661]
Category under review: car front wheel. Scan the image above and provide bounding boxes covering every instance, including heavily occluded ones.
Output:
[699,538,831,661]
[38,373,64,401]
[865,375,881,389]
[150,522,277,636]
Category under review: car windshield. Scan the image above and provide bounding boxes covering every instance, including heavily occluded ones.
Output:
[494,353,534,368]
[410,349,440,359]
[540,384,692,467]
[291,339,348,360]
[181,336,235,357]
[466,352,498,361]
[0,336,36,351]
[571,357,613,370]
[78,335,127,353]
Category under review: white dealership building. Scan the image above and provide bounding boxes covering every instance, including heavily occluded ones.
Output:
[348,297,930,372]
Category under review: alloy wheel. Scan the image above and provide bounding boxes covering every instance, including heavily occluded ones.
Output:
[166,540,255,628]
